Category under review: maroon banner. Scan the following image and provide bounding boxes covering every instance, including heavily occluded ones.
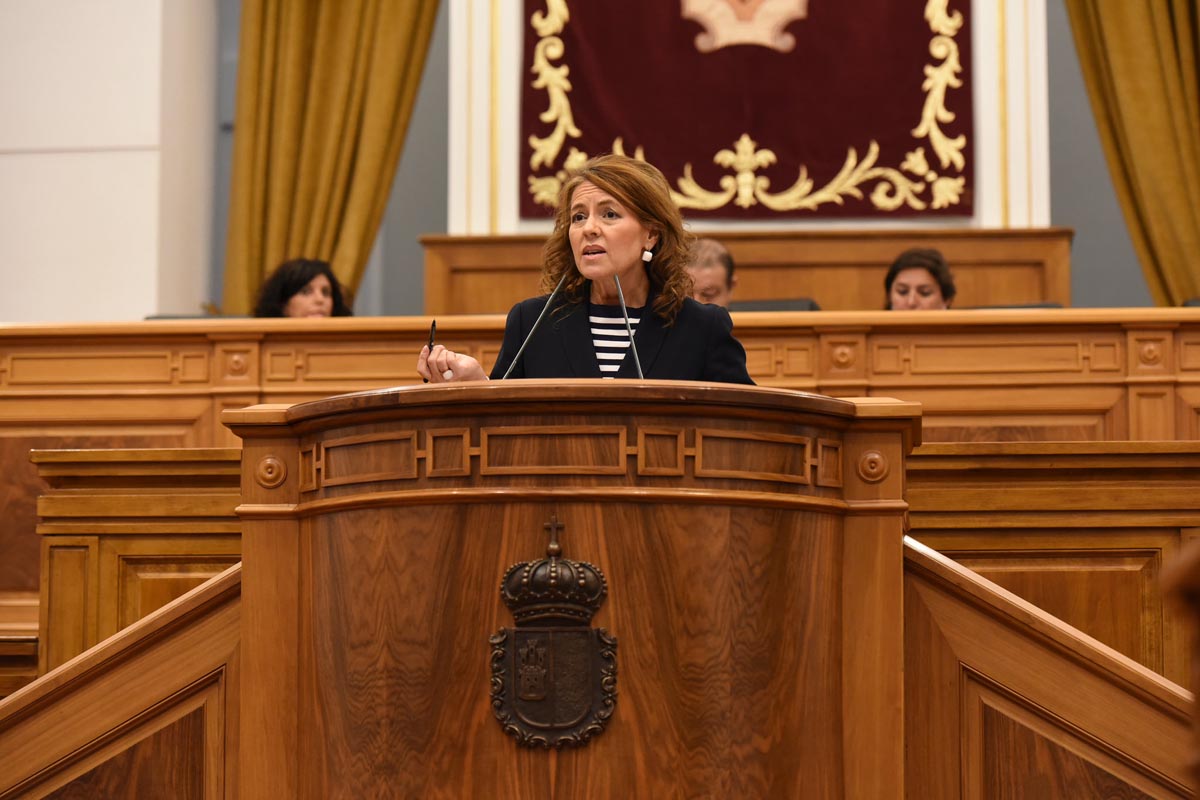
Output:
[520,0,974,220]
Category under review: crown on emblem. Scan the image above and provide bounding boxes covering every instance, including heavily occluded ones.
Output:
[500,519,607,626]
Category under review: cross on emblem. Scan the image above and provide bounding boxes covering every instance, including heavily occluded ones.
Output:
[544,515,564,554]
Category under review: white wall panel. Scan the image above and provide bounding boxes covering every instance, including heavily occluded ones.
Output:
[0,0,161,150]
[0,152,158,322]
[158,0,217,315]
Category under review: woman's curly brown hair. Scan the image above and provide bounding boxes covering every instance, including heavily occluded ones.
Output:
[540,154,694,324]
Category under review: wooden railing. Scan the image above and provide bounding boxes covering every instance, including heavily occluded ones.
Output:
[905,537,1193,798]
[0,564,239,798]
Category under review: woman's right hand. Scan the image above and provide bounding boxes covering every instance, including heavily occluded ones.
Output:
[417,344,488,383]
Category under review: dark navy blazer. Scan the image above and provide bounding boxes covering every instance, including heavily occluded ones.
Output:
[489,294,754,384]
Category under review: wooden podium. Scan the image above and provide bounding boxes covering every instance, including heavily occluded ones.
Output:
[224,381,920,798]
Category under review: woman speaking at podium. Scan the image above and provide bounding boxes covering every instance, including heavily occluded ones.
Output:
[416,154,753,385]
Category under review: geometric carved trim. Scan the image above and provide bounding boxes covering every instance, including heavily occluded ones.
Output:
[855,450,889,483]
[695,429,812,485]
[294,424,845,491]
[426,428,471,477]
[300,446,318,492]
[815,438,843,487]
[7,352,211,386]
[874,340,1131,378]
[910,342,1087,375]
[1179,339,1200,372]
[1087,341,1121,372]
[636,428,684,476]
[322,431,418,487]
[480,426,627,475]
[782,344,816,377]
[254,456,287,489]
[743,345,776,377]
[266,350,299,381]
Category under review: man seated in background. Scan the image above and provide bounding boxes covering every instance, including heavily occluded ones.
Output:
[687,238,737,308]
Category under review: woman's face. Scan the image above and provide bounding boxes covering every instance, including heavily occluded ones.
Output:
[283,273,334,318]
[888,267,949,310]
[567,181,657,287]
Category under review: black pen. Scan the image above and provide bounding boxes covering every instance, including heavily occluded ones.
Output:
[423,320,436,383]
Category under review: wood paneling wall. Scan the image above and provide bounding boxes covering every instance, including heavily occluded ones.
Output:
[32,448,241,674]
[422,228,1073,313]
[0,565,240,799]
[905,538,1193,798]
[4,308,1200,598]
[907,442,1200,687]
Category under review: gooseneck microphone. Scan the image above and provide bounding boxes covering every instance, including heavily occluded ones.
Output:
[612,274,645,379]
[500,272,570,379]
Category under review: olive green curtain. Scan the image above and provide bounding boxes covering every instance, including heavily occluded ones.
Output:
[222,0,440,314]
[1064,0,1200,305]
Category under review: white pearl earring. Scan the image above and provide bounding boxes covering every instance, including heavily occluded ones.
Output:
[641,249,653,263]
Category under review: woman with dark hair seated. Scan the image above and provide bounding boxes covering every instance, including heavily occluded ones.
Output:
[254,258,353,318]
[885,248,956,310]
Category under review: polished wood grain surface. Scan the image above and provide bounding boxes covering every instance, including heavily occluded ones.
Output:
[45,707,205,800]
[1164,539,1200,789]
[32,448,241,674]
[908,442,1200,686]
[982,707,1154,800]
[421,228,1073,313]
[905,537,1193,799]
[297,503,844,798]
[0,565,239,798]
[227,382,919,799]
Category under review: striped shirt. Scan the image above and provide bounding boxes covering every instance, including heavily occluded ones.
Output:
[588,303,642,377]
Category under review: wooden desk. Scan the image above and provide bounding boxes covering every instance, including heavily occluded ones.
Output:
[3,308,1200,600]
[422,227,1074,313]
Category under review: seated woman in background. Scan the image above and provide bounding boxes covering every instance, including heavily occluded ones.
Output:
[417,154,752,384]
[885,248,956,310]
[254,258,353,318]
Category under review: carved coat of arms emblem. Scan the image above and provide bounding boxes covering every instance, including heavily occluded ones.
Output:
[489,519,617,748]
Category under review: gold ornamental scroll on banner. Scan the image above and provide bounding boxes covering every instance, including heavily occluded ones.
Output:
[519,0,973,219]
